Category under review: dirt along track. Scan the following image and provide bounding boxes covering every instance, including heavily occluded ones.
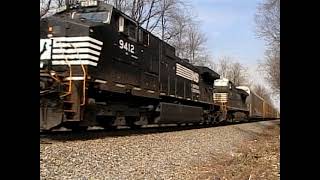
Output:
[40,119,280,179]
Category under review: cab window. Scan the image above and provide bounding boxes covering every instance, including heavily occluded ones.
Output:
[78,11,111,23]
[139,29,149,46]
[118,16,137,41]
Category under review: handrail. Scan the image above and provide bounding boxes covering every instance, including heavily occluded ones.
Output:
[60,43,72,98]
[80,63,86,106]
[70,44,87,106]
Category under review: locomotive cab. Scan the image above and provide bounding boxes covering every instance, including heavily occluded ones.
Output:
[40,1,158,131]
[235,86,250,110]
[213,78,250,121]
[213,78,231,92]
[40,1,115,131]
[236,86,250,102]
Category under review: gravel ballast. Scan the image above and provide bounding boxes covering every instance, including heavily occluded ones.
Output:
[40,120,280,180]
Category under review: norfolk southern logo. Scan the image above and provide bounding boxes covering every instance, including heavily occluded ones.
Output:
[40,41,47,57]
[40,36,103,66]
[40,39,52,60]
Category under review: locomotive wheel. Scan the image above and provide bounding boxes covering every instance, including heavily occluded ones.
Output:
[218,114,225,122]
[72,126,88,132]
[101,123,117,130]
[97,116,117,130]
[193,122,200,126]
[65,125,88,132]
[126,116,142,129]
[101,121,117,130]
[130,124,142,130]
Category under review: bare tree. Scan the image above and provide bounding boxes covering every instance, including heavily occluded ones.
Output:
[185,24,207,64]
[157,0,185,41]
[124,0,160,28]
[252,84,272,105]
[255,0,280,93]
[215,56,232,78]
[168,11,189,58]
[40,0,69,18]
[111,0,186,40]
[112,0,128,11]
[40,0,52,18]
[146,0,210,67]
[56,0,64,7]
[143,0,161,29]
[195,51,214,68]
[255,0,280,47]
[214,56,248,86]
[261,49,280,93]
[228,62,248,87]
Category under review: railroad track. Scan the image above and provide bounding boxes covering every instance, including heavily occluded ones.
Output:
[40,118,279,143]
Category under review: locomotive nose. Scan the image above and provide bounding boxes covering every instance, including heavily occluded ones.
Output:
[41,21,91,38]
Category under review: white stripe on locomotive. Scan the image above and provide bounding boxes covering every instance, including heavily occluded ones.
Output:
[176,63,199,83]
[52,54,99,61]
[53,48,100,56]
[213,93,228,103]
[51,60,97,66]
[53,42,102,51]
[52,36,103,45]
[64,77,86,80]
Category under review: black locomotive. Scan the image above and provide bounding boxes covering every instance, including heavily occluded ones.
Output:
[40,1,278,131]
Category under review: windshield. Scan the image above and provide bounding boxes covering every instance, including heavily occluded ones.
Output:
[214,79,229,87]
[79,11,111,23]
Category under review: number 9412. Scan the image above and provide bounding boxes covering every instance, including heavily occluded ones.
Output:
[119,39,134,54]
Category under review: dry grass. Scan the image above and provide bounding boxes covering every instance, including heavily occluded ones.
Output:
[191,122,280,180]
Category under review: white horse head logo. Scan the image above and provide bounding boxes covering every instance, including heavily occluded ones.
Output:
[40,39,52,60]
